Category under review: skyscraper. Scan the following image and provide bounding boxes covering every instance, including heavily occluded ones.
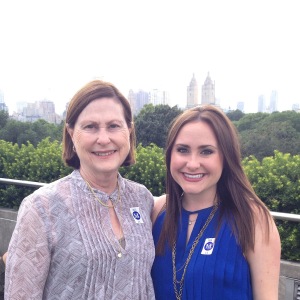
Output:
[0,90,8,112]
[186,73,198,108]
[201,73,215,105]
[258,95,266,112]
[237,101,245,112]
[128,89,150,115]
[269,90,278,113]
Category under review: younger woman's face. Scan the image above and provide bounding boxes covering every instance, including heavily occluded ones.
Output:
[170,120,223,203]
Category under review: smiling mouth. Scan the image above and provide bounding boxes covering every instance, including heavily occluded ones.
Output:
[183,173,204,179]
[93,150,116,156]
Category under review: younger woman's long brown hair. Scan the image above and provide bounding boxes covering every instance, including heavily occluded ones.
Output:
[156,105,272,255]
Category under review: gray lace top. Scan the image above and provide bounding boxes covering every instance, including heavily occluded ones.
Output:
[5,170,155,299]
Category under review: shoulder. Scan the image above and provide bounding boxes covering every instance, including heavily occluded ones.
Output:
[151,194,166,225]
[19,174,72,213]
[121,177,153,197]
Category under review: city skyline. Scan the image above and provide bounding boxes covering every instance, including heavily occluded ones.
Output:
[0,72,297,116]
[1,0,299,115]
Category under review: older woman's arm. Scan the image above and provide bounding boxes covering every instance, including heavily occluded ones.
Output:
[5,196,51,300]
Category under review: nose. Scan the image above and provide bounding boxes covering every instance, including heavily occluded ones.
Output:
[96,128,111,145]
[186,154,200,170]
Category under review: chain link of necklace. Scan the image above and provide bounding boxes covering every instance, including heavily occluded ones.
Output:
[84,178,124,258]
[172,202,218,300]
[84,179,120,208]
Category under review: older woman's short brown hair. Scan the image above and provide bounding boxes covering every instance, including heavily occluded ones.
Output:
[62,80,136,169]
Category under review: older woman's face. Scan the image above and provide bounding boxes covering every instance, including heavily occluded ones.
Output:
[68,97,131,178]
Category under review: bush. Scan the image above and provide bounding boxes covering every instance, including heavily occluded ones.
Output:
[120,143,166,196]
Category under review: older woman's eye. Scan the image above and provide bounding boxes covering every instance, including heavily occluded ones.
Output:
[85,124,95,129]
[107,123,122,132]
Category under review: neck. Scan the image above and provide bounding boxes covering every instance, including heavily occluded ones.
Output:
[80,169,118,194]
[182,193,217,212]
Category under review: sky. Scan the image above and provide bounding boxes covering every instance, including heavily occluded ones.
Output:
[0,0,299,115]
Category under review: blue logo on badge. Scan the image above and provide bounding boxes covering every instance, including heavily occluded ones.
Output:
[204,242,214,251]
[132,211,141,220]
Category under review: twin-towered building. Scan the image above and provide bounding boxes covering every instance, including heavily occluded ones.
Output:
[187,73,216,109]
[129,73,218,116]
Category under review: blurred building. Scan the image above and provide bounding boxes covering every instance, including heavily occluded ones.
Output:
[186,73,198,108]
[128,89,150,115]
[269,90,278,112]
[237,101,245,112]
[292,103,300,112]
[258,95,266,113]
[128,88,169,115]
[149,89,169,106]
[0,90,8,112]
[201,73,216,105]
[12,100,62,124]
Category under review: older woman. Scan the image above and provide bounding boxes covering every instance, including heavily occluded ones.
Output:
[5,80,155,299]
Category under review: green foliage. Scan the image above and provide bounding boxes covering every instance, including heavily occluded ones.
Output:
[0,110,9,127]
[226,109,245,121]
[135,104,183,148]
[1,107,300,261]
[237,111,300,159]
[243,151,300,261]
[0,138,72,208]
[120,143,166,196]
[0,119,63,147]
[236,112,269,131]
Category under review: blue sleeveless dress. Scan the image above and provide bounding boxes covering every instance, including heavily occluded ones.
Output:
[151,206,253,300]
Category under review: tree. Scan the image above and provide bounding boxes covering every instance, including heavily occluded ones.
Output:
[237,111,300,159]
[243,151,300,261]
[236,112,269,132]
[0,110,9,128]
[135,104,182,148]
[120,143,166,196]
[0,118,63,147]
[226,109,245,122]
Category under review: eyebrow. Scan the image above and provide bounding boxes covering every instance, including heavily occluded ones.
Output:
[175,143,218,149]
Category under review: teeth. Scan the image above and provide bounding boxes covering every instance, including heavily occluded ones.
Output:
[94,151,115,156]
[184,173,204,179]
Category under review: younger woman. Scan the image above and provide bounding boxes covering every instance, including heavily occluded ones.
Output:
[152,105,281,300]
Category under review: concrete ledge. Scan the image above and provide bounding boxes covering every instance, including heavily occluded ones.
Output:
[1,208,300,299]
[0,208,17,256]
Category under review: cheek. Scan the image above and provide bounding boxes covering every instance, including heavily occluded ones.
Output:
[170,153,181,171]
[119,130,131,146]
[72,131,85,147]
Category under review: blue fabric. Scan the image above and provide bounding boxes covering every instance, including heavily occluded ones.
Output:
[151,206,253,300]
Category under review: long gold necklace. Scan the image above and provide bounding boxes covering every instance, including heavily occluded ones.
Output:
[84,179,120,208]
[172,202,218,300]
[84,179,124,258]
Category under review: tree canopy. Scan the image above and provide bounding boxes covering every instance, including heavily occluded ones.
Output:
[134,104,183,148]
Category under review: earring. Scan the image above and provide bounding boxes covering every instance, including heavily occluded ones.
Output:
[72,145,76,152]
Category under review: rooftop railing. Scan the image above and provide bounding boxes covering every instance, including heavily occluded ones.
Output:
[0,177,299,222]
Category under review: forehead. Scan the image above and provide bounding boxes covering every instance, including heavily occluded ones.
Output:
[78,97,125,120]
[175,121,217,144]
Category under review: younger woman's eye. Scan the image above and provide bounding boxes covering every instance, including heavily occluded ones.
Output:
[176,147,188,153]
[201,149,213,155]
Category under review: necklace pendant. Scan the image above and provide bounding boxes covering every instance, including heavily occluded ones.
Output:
[117,252,122,258]
[188,221,192,225]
